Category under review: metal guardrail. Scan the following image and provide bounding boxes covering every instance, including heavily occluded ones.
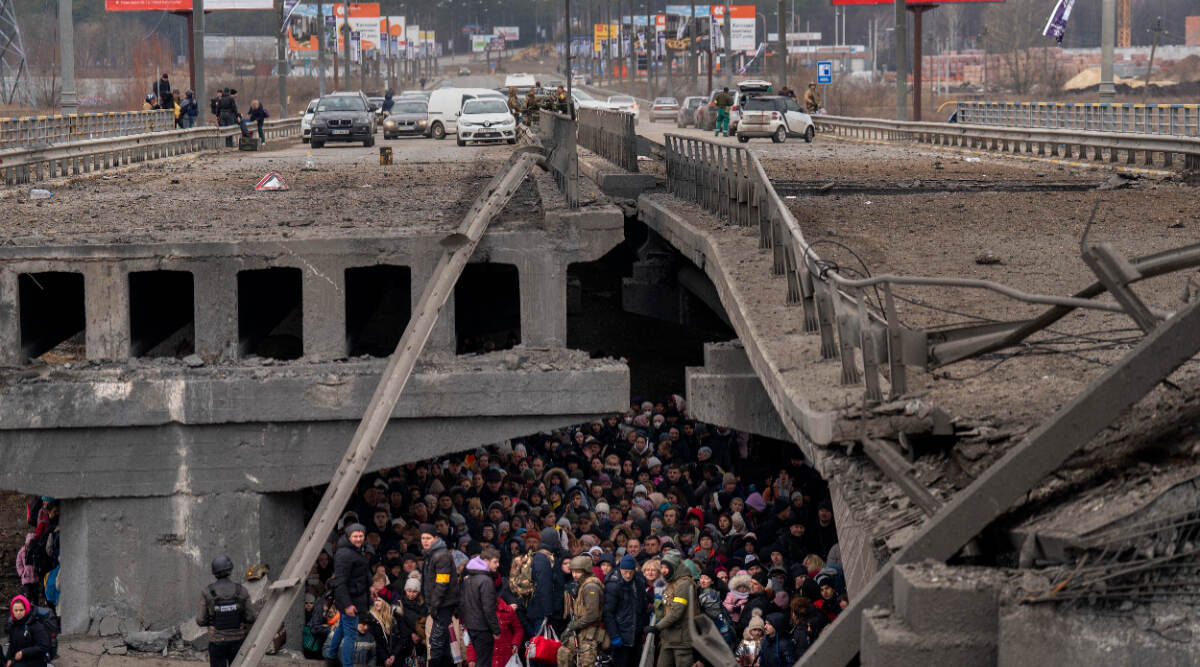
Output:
[814,114,1200,171]
[533,111,580,208]
[577,107,639,173]
[957,101,1200,137]
[0,110,175,150]
[0,119,302,185]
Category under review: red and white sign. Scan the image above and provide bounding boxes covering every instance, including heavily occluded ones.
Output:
[255,172,289,191]
[710,5,756,51]
[831,0,1001,4]
[106,0,273,9]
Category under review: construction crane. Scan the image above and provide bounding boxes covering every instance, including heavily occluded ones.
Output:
[0,0,35,107]
[1117,0,1131,48]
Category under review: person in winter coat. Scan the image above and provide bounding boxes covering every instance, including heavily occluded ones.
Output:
[247,100,270,145]
[734,612,764,667]
[460,548,501,667]
[525,526,563,636]
[645,551,693,667]
[364,596,408,667]
[738,573,774,636]
[181,90,199,128]
[399,576,427,658]
[723,573,751,625]
[493,592,524,667]
[420,523,460,667]
[760,613,795,667]
[215,88,241,146]
[603,554,642,667]
[15,534,39,605]
[6,595,50,667]
[328,524,372,667]
[305,595,337,660]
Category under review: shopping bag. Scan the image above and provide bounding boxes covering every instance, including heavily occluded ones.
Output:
[505,652,524,667]
[526,621,561,664]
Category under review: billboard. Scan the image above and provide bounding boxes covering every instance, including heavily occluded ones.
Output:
[471,34,492,53]
[332,3,380,51]
[711,5,755,52]
[494,26,519,42]
[382,16,406,49]
[287,4,336,53]
[832,0,1000,4]
[106,0,273,9]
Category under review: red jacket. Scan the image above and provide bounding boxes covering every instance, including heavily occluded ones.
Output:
[494,599,524,667]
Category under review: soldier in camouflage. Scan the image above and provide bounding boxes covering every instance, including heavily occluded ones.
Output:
[644,551,694,667]
[557,555,606,667]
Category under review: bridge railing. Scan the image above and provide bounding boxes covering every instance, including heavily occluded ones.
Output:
[532,110,580,208]
[957,101,1200,137]
[0,118,302,185]
[576,107,639,173]
[814,114,1200,171]
[0,110,175,150]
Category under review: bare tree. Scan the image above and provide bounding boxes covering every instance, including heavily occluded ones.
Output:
[984,0,1052,94]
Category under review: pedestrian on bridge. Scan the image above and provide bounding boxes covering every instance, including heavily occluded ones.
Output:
[197,555,256,667]
[248,101,270,146]
[714,88,734,137]
[328,523,372,667]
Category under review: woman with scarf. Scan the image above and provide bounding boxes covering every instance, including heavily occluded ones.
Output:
[6,595,51,667]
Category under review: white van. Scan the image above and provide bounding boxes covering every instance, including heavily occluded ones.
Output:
[426,87,508,140]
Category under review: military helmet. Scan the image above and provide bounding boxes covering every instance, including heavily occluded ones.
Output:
[211,555,234,577]
[570,555,593,572]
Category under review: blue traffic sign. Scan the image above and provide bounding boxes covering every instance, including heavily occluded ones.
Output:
[817,61,832,84]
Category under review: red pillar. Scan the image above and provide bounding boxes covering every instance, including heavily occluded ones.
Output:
[908,4,936,122]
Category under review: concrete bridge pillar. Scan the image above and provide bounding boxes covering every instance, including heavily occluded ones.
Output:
[518,254,568,348]
[301,258,348,361]
[83,263,130,361]
[412,256,457,355]
[0,271,18,366]
[192,263,239,361]
[60,490,305,636]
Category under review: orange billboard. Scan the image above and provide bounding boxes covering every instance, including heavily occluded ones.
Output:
[106,0,274,9]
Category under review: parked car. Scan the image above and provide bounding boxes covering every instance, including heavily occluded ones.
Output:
[571,73,591,86]
[572,89,620,111]
[696,79,772,132]
[505,73,537,89]
[381,99,429,139]
[400,90,430,100]
[649,97,679,122]
[309,92,377,148]
[676,96,706,127]
[426,87,506,139]
[458,66,471,76]
[300,97,319,143]
[735,94,815,143]
[455,97,518,146]
[607,95,638,116]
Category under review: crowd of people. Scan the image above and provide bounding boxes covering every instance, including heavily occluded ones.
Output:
[299,394,847,667]
[139,72,271,146]
[6,497,61,667]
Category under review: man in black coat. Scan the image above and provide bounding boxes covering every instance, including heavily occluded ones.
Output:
[525,526,564,636]
[421,523,460,667]
[327,523,371,667]
[603,554,644,667]
[460,547,502,667]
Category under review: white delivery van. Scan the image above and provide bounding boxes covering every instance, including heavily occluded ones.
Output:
[426,88,508,139]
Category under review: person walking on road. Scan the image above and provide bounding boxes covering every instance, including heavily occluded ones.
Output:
[421,523,460,667]
[804,83,821,114]
[327,524,372,667]
[460,547,502,667]
[216,88,241,147]
[714,88,734,137]
[197,555,256,667]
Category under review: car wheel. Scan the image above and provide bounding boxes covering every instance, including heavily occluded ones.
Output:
[302,137,310,144]
[311,140,324,149]
[364,136,375,148]
[457,137,466,147]
[804,125,815,143]
[737,135,750,143]
[772,126,787,143]
[431,122,445,140]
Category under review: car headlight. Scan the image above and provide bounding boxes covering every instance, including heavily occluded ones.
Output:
[383,119,396,128]
[417,120,427,125]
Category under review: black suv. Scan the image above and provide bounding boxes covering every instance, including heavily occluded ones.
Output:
[310,93,377,148]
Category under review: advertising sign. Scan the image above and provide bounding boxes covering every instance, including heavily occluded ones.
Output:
[471,34,492,52]
[331,3,380,51]
[494,26,520,41]
[832,0,1001,3]
[711,5,755,52]
[382,16,406,48]
[106,0,273,8]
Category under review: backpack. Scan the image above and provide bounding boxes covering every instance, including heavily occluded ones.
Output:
[34,606,59,660]
[509,549,553,600]
[25,530,51,577]
[698,590,736,646]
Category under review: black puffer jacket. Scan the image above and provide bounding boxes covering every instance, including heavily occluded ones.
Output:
[6,615,50,667]
[331,534,371,614]
[459,558,501,634]
[422,537,460,612]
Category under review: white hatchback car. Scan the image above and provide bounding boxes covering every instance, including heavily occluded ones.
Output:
[455,97,518,146]
[607,95,639,116]
[735,94,815,143]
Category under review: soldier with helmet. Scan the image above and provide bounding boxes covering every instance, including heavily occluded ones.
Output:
[644,551,694,667]
[557,555,606,667]
[197,554,256,667]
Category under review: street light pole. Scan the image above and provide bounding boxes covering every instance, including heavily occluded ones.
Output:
[58,0,77,114]
[723,0,732,88]
[1099,0,1115,103]
[317,1,327,95]
[566,0,573,113]
[776,0,786,92]
[193,0,206,124]
[893,0,907,120]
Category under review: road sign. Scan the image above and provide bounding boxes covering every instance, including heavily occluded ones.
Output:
[255,172,288,191]
[817,61,832,84]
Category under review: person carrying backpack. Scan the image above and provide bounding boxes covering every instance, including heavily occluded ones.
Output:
[16,534,40,605]
[603,555,643,667]
[524,527,563,637]
[6,595,51,667]
[197,555,256,667]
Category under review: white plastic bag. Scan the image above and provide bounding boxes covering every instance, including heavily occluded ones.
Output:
[505,652,524,667]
